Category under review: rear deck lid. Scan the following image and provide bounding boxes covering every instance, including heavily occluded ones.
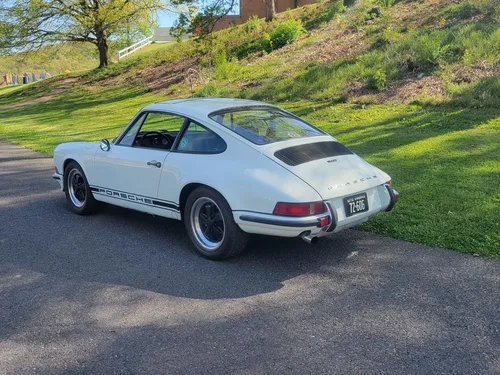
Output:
[263,138,386,199]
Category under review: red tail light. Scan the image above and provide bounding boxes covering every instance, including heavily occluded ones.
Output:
[273,202,327,217]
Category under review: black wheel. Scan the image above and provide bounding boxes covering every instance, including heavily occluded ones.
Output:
[64,161,99,215]
[184,186,249,260]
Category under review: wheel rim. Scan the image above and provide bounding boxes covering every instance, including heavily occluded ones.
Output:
[68,169,86,208]
[190,197,225,251]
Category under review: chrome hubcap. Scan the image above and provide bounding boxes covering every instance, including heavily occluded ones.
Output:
[68,169,86,208]
[190,197,225,251]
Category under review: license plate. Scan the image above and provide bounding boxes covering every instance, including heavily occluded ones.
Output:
[343,193,369,217]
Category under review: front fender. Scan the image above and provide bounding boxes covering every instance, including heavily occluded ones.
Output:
[53,142,98,187]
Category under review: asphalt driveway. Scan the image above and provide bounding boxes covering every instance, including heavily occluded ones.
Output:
[0,141,499,374]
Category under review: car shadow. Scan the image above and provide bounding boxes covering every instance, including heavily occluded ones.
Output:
[0,175,355,300]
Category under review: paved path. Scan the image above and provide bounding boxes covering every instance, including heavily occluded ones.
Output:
[0,141,499,375]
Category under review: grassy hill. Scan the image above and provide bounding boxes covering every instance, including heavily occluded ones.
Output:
[0,0,498,257]
[0,43,99,75]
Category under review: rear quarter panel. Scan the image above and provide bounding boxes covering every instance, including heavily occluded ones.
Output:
[157,132,322,215]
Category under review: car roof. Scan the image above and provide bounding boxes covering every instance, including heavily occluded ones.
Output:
[143,98,278,118]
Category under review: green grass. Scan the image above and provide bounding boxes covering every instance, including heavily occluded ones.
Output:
[0,0,499,257]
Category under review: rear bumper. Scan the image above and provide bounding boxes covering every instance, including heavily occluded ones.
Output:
[234,183,399,238]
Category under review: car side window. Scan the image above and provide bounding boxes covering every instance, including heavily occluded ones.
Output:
[140,112,185,134]
[176,121,226,154]
[119,113,146,146]
[120,112,186,150]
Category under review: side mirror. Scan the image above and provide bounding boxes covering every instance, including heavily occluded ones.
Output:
[100,138,111,152]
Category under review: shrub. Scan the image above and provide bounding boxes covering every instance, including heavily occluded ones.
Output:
[367,69,387,91]
[211,48,239,79]
[269,19,305,50]
[232,38,269,59]
[244,15,262,33]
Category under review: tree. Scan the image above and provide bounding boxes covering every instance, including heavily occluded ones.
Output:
[0,0,166,68]
[265,0,276,22]
[170,0,237,39]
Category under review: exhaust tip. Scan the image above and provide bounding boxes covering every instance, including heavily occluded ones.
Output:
[301,232,318,245]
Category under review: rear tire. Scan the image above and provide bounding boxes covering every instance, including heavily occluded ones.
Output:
[64,161,99,215]
[184,186,249,260]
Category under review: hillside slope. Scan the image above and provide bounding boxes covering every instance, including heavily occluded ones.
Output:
[0,0,499,257]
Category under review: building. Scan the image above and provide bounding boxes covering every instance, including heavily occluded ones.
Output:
[214,0,317,31]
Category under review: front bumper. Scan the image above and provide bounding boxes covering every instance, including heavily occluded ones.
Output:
[234,184,399,238]
[52,172,64,190]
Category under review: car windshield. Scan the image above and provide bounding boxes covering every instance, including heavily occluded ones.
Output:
[209,108,324,145]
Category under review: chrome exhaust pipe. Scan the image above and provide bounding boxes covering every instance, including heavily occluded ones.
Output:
[301,233,318,244]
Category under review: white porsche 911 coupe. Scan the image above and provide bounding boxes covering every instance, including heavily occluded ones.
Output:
[53,98,398,259]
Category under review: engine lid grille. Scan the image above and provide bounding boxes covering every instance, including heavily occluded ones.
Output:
[274,141,353,166]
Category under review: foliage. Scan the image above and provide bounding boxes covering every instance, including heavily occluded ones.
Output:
[302,0,346,29]
[367,69,387,91]
[268,18,305,50]
[0,44,98,74]
[0,0,165,68]
[169,0,238,39]
[374,0,397,7]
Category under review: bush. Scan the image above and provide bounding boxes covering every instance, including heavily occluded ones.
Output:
[232,38,269,59]
[269,19,305,50]
[244,15,262,33]
[367,69,387,91]
[211,49,239,79]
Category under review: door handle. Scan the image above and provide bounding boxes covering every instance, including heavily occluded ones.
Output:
[147,160,161,168]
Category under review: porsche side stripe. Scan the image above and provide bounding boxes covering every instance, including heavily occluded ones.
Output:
[90,186,179,211]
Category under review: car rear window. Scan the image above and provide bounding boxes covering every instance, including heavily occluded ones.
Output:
[209,108,324,145]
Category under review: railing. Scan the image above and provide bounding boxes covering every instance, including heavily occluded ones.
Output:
[118,35,153,60]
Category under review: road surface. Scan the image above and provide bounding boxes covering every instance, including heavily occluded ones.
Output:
[0,141,499,374]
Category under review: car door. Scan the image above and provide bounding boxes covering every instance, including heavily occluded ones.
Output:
[91,111,186,215]
[157,119,228,219]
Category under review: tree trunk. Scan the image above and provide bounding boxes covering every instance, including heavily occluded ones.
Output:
[96,29,110,68]
[265,0,276,22]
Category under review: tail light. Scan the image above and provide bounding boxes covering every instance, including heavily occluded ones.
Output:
[273,201,327,217]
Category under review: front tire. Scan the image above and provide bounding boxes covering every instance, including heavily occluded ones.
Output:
[184,187,249,260]
[64,161,99,215]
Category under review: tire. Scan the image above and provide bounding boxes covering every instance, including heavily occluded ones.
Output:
[64,161,99,215]
[184,186,249,260]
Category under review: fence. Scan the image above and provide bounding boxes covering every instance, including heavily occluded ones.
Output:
[117,36,153,60]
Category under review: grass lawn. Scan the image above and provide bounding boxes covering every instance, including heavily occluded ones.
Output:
[0,84,498,257]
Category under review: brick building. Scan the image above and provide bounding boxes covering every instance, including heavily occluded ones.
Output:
[214,0,317,30]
